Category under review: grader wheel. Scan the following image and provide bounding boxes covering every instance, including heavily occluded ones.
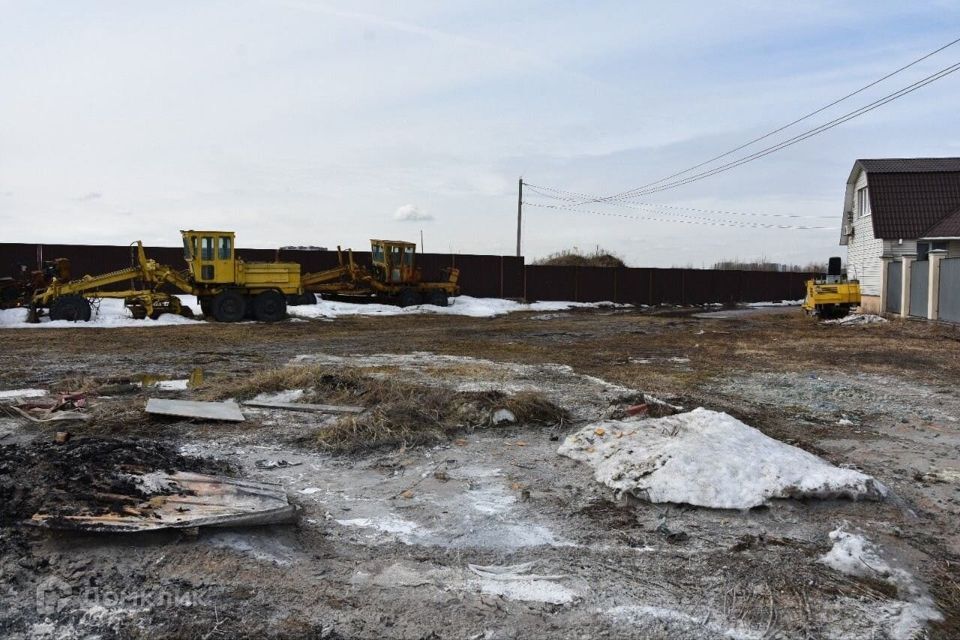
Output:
[211,290,246,322]
[425,290,449,307]
[253,290,286,322]
[397,289,422,308]
[49,295,92,322]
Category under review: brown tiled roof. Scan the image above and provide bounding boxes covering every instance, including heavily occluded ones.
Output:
[853,158,960,238]
[922,206,960,238]
[858,158,960,173]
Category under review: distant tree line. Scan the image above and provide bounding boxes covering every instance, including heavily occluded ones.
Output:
[711,257,827,272]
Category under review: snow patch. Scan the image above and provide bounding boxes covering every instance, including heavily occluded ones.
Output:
[746,299,802,307]
[251,389,305,403]
[819,527,941,639]
[287,295,628,320]
[154,379,189,391]
[0,388,48,399]
[605,605,761,639]
[0,298,202,329]
[468,562,576,605]
[823,313,887,325]
[558,408,887,509]
[337,515,422,542]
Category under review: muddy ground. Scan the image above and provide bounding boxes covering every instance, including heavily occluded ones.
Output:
[1,306,959,639]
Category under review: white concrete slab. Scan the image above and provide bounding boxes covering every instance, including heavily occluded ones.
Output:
[145,398,245,422]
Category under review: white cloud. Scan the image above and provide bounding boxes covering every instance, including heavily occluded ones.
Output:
[394,204,433,221]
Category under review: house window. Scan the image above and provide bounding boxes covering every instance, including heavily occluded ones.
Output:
[917,241,947,261]
[856,187,871,217]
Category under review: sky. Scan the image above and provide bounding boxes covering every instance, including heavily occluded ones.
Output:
[2,1,960,267]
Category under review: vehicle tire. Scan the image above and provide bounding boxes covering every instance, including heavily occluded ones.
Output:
[425,290,449,307]
[397,289,422,308]
[212,290,246,322]
[180,306,194,318]
[299,292,317,305]
[253,290,287,322]
[129,305,147,320]
[199,297,212,317]
[49,295,92,322]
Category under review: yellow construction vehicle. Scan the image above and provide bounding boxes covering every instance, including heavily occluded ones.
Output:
[301,239,460,307]
[180,230,300,321]
[802,256,861,319]
[29,231,302,323]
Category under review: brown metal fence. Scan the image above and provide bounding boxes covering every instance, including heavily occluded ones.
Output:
[0,243,809,304]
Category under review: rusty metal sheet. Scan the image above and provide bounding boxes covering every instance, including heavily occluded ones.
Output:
[29,471,296,532]
[145,398,245,422]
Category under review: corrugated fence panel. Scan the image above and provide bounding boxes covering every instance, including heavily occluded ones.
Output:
[0,242,816,304]
[501,257,525,299]
[940,258,960,324]
[651,269,683,304]
[575,267,616,302]
[611,268,652,305]
[886,262,902,314]
[523,265,577,301]
[910,261,929,318]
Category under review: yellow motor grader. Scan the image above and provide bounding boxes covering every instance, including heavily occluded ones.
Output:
[29,231,302,323]
[300,239,460,307]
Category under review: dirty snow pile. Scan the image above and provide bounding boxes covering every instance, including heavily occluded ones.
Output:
[746,298,803,307]
[819,527,941,638]
[0,297,202,329]
[558,408,887,509]
[823,313,887,325]
[287,295,626,319]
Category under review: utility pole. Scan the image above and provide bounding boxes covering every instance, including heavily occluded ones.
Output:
[420,228,424,253]
[516,178,523,257]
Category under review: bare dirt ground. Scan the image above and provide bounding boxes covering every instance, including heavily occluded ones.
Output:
[1,306,959,639]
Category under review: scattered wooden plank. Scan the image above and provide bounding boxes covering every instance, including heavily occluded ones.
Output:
[145,398,245,422]
[29,471,296,532]
[242,400,364,414]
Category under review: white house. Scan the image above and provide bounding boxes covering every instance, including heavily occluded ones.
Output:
[840,158,960,313]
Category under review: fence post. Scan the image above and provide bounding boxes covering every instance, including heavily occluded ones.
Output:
[900,255,913,319]
[879,256,891,314]
[928,250,946,320]
[499,255,504,298]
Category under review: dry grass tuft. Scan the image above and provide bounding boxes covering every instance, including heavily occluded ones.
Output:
[201,364,569,452]
[196,366,366,402]
[84,398,155,434]
[313,382,569,452]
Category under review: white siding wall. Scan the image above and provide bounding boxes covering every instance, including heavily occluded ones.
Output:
[846,170,883,295]
[883,239,918,258]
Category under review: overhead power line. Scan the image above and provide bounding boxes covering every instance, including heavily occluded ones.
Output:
[573,58,960,202]
[524,183,835,219]
[523,201,835,230]
[593,36,960,202]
